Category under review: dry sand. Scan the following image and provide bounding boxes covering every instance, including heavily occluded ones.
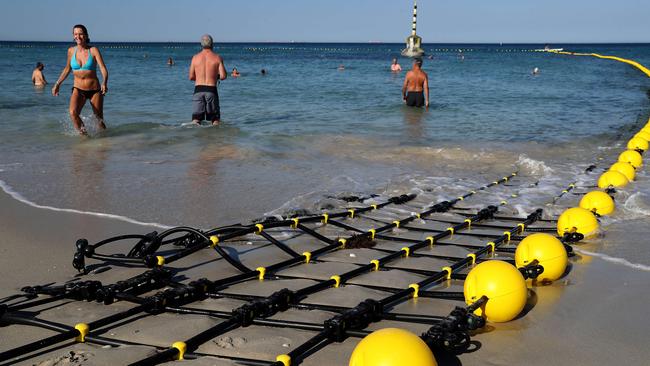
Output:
[1,188,649,366]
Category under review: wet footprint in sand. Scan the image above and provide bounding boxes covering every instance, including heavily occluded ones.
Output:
[214,336,247,349]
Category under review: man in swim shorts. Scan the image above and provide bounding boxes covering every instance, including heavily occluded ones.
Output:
[189,34,227,125]
[402,58,429,108]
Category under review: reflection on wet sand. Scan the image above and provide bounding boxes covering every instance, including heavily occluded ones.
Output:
[184,142,242,227]
[402,105,426,140]
[69,140,110,210]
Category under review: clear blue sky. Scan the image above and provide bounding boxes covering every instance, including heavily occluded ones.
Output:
[1,0,648,43]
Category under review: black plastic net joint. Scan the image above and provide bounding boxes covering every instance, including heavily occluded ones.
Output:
[72,239,93,273]
[518,262,544,280]
[585,164,597,172]
[127,231,160,258]
[324,299,383,342]
[605,187,617,195]
[388,194,416,205]
[476,205,498,220]
[430,201,452,213]
[421,305,484,355]
[561,232,584,243]
[526,209,544,222]
[232,288,296,327]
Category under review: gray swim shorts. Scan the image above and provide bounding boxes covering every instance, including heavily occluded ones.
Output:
[192,85,220,121]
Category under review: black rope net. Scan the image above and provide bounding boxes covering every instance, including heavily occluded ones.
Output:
[1,166,604,366]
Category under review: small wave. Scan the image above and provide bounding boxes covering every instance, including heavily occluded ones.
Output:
[516,154,553,175]
[0,179,172,230]
[573,248,650,271]
[622,192,650,217]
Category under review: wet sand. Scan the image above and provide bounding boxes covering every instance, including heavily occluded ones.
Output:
[1,184,650,366]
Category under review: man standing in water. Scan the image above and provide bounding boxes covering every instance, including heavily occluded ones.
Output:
[32,62,47,86]
[402,58,429,108]
[189,34,226,125]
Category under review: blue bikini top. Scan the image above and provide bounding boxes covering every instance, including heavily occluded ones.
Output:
[71,48,96,71]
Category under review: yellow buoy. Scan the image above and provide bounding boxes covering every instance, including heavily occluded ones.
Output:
[349,328,437,366]
[635,131,650,141]
[609,161,635,181]
[463,260,527,323]
[618,150,643,169]
[627,137,649,151]
[597,170,629,189]
[557,207,599,237]
[515,233,568,282]
[579,191,615,216]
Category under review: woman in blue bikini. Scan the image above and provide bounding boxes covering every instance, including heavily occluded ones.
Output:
[52,24,109,135]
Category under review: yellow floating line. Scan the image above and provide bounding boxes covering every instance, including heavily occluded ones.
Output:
[550,50,650,78]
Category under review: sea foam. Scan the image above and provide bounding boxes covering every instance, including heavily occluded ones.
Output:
[0,179,172,230]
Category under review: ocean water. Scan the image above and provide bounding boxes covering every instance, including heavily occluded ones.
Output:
[1,42,650,266]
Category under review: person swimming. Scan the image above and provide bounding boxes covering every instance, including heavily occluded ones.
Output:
[532,67,540,75]
[231,67,240,77]
[32,62,47,86]
[391,58,402,72]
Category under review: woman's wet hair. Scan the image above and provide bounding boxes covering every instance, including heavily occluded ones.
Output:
[73,24,90,43]
[35,62,44,69]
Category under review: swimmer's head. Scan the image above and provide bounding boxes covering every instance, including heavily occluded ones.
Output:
[414,58,423,67]
[201,34,213,49]
[392,58,398,64]
[72,24,90,43]
[35,62,44,70]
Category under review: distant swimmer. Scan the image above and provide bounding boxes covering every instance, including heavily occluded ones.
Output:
[402,58,429,108]
[52,24,109,135]
[189,34,227,126]
[390,58,402,72]
[338,64,345,71]
[32,62,47,86]
[532,67,540,75]
[167,57,174,66]
[261,68,267,75]
[231,67,240,77]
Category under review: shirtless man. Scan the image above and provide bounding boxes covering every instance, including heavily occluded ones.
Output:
[390,58,402,72]
[402,58,429,108]
[189,34,226,125]
[32,62,47,86]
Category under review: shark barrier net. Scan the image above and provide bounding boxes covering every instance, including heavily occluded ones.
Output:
[1,51,649,366]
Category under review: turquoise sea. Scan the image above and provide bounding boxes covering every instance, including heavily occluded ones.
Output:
[1,42,650,267]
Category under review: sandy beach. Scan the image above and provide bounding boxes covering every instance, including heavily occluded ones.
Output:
[2,171,650,366]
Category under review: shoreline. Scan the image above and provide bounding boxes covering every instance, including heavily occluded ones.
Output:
[1,179,650,365]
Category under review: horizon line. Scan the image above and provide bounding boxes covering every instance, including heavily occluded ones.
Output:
[2,40,650,45]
